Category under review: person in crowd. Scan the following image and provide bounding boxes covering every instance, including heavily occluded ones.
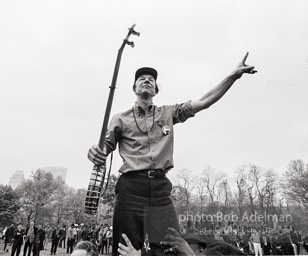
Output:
[280,228,294,255]
[71,240,98,256]
[23,221,37,256]
[270,231,282,255]
[250,229,263,256]
[72,224,78,245]
[11,223,25,256]
[106,226,113,255]
[44,224,53,251]
[239,232,250,255]
[2,226,7,239]
[50,225,61,255]
[4,224,14,252]
[261,230,271,255]
[89,226,98,245]
[81,226,90,241]
[32,224,45,256]
[97,227,104,255]
[100,224,109,255]
[67,224,76,254]
[77,225,83,243]
[58,224,66,249]
[291,229,301,255]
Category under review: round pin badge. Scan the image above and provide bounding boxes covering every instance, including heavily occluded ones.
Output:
[162,125,171,135]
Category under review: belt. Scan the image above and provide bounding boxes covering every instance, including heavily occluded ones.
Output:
[128,169,166,178]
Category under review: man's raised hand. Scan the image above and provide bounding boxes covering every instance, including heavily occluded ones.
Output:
[161,227,195,256]
[118,233,141,256]
[233,52,257,78]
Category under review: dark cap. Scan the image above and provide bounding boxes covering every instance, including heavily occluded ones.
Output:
[135,67,158,81]
[133,67,159,94]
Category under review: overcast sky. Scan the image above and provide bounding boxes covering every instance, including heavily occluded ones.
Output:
[1,0,308,189]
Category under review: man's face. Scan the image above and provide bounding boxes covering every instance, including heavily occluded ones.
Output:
[71,249,88,256]
[134,74,156,96]
[30,222,34,228]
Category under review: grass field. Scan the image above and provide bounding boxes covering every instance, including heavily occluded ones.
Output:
[0,241,111,256]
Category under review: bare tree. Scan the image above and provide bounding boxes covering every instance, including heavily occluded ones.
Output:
[282,159,308,209]
[262,169,278,218]
[234,167,247,219]
[195,177,207,214]
[219,179,231,207]
[201,166,224,205]
[175,168,195,213]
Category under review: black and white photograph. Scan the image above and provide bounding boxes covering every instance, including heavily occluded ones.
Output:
[1,1,308,255]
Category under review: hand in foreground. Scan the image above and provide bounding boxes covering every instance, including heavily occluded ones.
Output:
[161,227,196,256]
[87,144,106,166]
[232,52,257,78]
[118,233,141,256]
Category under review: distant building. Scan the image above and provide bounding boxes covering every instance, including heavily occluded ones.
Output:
[40,166,67,182]
[9,170,25,189]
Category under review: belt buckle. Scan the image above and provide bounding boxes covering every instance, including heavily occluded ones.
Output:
[148,170,155,178]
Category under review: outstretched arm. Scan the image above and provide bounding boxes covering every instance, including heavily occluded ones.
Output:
[191,52,257,114]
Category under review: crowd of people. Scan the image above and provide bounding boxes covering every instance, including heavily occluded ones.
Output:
[2,220,308,256]
[179,220,308,256]
[1,222,113,256]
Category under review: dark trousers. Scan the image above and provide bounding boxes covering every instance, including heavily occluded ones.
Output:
[296,243,300,255]
[4,239,12,251]
[51,239,59,254]
[67,238,75,253]
[262,244,271,255]
[59,237,65,248]
[272,246,282,255]
[11,244,22,256]
[23,241,33,256]
[304,244,308,253]
[281,244,294,255]
[112,172,179,256]
[98,240,107,254]
[32,243,41,256]
[107,238,112,254]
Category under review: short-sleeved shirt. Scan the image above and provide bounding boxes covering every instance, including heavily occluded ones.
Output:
[251,234,261,243]
[103,101,195,173]
[67,228,74,239]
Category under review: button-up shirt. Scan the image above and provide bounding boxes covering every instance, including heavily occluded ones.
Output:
[103,101,195,173]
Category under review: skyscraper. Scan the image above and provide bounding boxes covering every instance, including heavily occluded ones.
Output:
[9,170,25,189]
